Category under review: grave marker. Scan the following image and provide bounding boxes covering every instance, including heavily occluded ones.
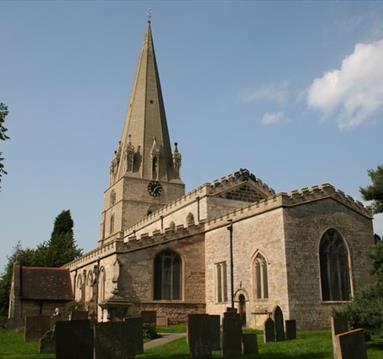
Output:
[142,311,156,329]
[264,318,275,343]
[331,314,349,359]
[272,306,285,341]
[285,319,296,340]
[24,315,51,341]
[334,328,367,359]
[242,333,258,354]
[39,329,55,354]
[222,311,242,358]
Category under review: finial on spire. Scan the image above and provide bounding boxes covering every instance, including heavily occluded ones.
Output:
[146,8,152,24]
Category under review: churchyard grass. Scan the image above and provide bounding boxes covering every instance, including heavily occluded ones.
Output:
[0,328,382,358]
[157,324,186,333]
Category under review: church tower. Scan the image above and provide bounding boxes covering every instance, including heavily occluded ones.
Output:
[100,23,185,245]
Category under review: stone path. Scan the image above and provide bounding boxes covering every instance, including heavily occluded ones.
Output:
[144,333,186,350]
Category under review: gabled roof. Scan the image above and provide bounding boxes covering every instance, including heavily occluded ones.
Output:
[20,266,73,301]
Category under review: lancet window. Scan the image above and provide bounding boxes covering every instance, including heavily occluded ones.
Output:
[319,229,351,301]
[215,261,228,303]
[254,253,268,299]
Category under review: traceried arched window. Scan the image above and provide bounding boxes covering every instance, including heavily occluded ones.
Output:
[154,249,182,300]
[186,213,195,227]
[254,253,268,299]
[320,229,351,301]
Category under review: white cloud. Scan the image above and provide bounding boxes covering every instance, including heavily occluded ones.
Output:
[261,111,287,125]
[243,82,289,104]
[307,39,383,129]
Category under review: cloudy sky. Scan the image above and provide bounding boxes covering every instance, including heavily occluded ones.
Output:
[1,1,383,271]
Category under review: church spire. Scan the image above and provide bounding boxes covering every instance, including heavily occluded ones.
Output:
[110,23,181,184]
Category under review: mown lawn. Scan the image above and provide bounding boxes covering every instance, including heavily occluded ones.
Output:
[1,327,382,359]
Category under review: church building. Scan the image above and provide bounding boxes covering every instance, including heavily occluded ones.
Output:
[64,23,374,330]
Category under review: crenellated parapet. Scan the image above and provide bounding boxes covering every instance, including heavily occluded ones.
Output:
[205,183,372,230]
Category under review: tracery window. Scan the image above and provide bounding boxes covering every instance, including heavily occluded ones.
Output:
[154,250,182,300]
[215,261,228,303]
[319,229,351,301]
[254,253,268,299]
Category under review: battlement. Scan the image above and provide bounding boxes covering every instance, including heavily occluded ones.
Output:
[65,223,206,270]
[205,183,371,230]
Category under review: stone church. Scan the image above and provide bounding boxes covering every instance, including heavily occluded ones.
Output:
[64,23,374,330]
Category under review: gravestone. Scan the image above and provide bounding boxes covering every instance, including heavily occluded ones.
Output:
[242,333,258,354]
[95,320,143,359]
[272,306,285,341]
[142,310,156,329]
[188,314,221,358]
[264,318,275,343]
[70,310,88,321]
[285,320,297,340]
[222,311,242,358]
[24,315,51,341]
[331,315,349,359]
[334,329,367,359]
[124,317,144,355]
[156,316,168,327]
[55,320,93,359]
[39,329,55,354]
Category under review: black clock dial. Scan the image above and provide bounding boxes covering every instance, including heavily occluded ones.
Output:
[147,180,163,197]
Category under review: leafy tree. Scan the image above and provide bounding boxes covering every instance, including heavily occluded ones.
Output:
[44,210,82,267]
[360,165,383,214]
[0,103,10,189]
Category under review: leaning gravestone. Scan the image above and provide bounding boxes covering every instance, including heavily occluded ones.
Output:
[285,319,297,340]
[70,310,89,320]
[24,315,51,341]
[95,319,143,359]
[39,329,55,354]
[272,306,285,341]
[242,333,258,354]
[334,328,367,359]
[264,317,275,343]
[55,320,93,359]
[188,314,221,358]
[331,315,349,359]
[222,311,242,358]
[142,310,156,329]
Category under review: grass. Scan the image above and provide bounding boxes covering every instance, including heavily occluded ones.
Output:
[0,326,382,359]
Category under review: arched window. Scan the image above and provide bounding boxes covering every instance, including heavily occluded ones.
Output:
[320,229,351,301]
[154,249,182,300]
[169,221,176,231]
[254,253,268,299]
[186,212,195,227]
[110,215,114,234]
[86,271,94,301]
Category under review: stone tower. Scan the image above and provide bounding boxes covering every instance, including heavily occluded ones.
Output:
[99,23,185,245]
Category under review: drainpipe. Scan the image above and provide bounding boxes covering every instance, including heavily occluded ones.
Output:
[227,219,234,309]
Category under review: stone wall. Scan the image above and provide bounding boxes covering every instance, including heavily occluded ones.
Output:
[283,198,374,329]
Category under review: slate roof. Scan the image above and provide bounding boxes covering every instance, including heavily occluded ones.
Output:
[20,266,73,301]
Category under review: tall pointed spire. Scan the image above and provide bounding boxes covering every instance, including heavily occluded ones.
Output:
[111,22,179,183]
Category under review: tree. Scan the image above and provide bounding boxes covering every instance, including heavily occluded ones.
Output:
[44,210,82,267]
[0,103,10,189]
[360,165,383,214]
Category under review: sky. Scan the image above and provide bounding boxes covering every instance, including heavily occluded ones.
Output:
[1,1,383,272]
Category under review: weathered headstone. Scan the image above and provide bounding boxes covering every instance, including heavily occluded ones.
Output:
[264,317,275,343]
[39,329,55,354]
[285,319,296,340]
[142,310,156,329]
[188,314,220,358]
[272,306,285,341]
[334,329,367,359]
[55,320,93,359]
[95,320,143,359]
[222,311,242,358]
[242,333,258,354]
[70,310,88,321]
[24,315,51,341]
[156,316,168,327]
[124,317,144,355]
[331,315,349,359]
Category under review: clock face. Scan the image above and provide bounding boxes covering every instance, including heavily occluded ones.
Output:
[147,180,163,197]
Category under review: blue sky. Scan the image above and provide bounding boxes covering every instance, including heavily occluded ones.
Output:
[1,1,383,271]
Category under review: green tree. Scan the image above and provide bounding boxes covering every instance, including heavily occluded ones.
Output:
[0,103,10,189]
[44,210,82,267]
[360,165,383,214]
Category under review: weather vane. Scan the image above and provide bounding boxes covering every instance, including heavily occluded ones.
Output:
[146,8,152,23]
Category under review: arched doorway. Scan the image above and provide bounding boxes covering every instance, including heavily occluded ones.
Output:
[238,294,246,327]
